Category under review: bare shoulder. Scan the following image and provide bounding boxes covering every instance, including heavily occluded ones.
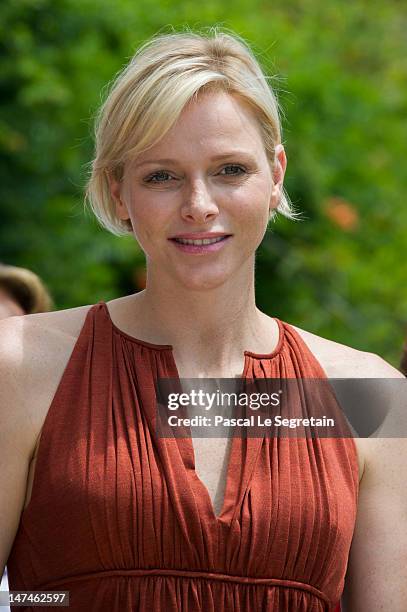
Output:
[289,323,404,379]
[0,302,94,341]
[289,323,405,483]
[0,303,94,395]
[0,303,94,457]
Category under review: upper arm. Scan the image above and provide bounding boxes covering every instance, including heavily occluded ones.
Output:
[0,306,91,575]
[342,355,407,611]
[342,438,407,611]
[0,317,36,575]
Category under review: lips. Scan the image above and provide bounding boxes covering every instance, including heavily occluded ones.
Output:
[169,231,232,241]
[169,234,232,254]
[172,236,225,246]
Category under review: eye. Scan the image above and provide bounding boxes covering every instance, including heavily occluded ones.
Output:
[218,164,247,176]
[144,170,174,183]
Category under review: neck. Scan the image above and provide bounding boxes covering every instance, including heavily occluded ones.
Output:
[129,261,277,376]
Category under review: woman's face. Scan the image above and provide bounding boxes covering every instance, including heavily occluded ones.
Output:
[110,90,286,291]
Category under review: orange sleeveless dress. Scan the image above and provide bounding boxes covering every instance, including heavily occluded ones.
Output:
[7,302,358,611]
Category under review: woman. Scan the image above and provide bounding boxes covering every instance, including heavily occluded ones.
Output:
[1,29,406,611]
[0,263,53,320]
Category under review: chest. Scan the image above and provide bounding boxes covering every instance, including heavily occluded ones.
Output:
[191,435,233,517]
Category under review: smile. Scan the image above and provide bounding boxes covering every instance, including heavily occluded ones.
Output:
[169,235,231,254]
[173,236,225,245]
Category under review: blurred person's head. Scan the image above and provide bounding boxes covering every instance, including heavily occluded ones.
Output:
[0,264,53,320]
[86,28,297,237]
[400,341,407,377]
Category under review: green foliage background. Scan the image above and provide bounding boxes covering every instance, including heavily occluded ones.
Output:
[0,0,406,365]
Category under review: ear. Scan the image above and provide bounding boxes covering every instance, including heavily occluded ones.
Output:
[269,144,287,212]
[106,170,130,222]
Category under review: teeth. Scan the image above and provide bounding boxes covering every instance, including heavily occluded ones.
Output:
[175,236,225,245]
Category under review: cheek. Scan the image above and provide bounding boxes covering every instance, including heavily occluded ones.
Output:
[130,214,156,249]
[127,198,174,256]
[231,185,270,231]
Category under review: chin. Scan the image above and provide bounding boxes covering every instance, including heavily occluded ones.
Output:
[176,271,232,292]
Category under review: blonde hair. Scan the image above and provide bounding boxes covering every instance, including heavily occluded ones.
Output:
[86,26,297,236]
[0,264,53,313]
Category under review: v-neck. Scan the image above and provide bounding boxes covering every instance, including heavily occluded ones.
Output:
[100,300,285,524]
[160,351,277,524]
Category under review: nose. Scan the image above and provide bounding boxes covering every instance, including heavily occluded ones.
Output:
[180,179,219,223]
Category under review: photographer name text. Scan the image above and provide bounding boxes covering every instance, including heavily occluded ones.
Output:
[167,415,335,429]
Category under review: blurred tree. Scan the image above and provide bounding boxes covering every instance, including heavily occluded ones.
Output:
[0,0,146,307]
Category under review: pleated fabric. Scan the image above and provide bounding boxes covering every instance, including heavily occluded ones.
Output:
[7,302,358,611]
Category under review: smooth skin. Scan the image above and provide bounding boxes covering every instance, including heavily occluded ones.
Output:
[1,90,406,610]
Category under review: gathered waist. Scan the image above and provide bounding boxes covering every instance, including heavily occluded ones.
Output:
[36,568,330,604]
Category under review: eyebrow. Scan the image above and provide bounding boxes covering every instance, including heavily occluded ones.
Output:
[134,151,256,168]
